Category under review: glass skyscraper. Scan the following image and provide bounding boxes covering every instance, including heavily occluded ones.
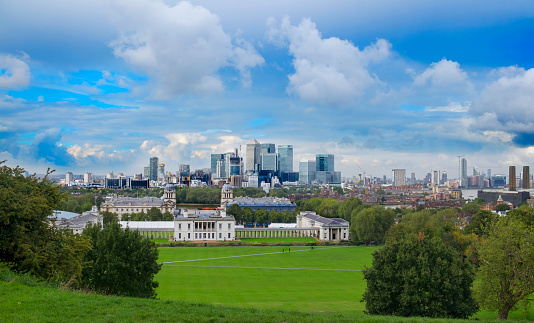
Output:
[149,157,158,181]
[278,145,293,173]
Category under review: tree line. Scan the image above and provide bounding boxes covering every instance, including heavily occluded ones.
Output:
[0,162,160,299]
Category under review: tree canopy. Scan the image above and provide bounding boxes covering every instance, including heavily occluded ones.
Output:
[475,217,534,320]
[0,162,91,282]
[81,222,161,298]
[351,205,394,245]
[363,234,478,319]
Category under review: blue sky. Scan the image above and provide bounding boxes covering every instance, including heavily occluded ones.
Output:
[1,0,534,179]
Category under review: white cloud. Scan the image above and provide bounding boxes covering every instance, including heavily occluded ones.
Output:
[140,132,208,161]
[267,17,391,106]
[471,67,534,133]
[426,101,470,113]
[67,144,109,159]
[110,0,264,98]
[413,58,469,88]
[0,53,30,89]
[208,135,244,153]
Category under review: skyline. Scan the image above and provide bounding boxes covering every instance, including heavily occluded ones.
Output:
[1,0,534,178]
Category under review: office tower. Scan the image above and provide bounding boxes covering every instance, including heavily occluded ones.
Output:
[216,160,226,178]
[65,172,74,186]
[431,170,439,185]
[509,166,516,191]
[158,164,165,181]
[461,158,467,180]
[246,138,261,173]
[299,160,316,184]
[211,154,225,176]
[261,143,275,155]
[523,166,530,189]
[84,172,93,184]
[143,167,150,179]
[149,157,158,181]
[411,172,416,185]
[392,169,406,186]
[473,166,480,176]
[441,171,447,184]
[487,169,491,179]
[278,145,294,173]
[384,175,387,184]
[316,154,334,172]
[106,172,114,179]
[262,153,278,171]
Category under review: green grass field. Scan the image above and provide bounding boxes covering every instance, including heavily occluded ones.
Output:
[238,237,317,243]
[156,246,534,321]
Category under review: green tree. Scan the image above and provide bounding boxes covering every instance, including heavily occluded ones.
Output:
[363,234,478,319]
[0,162,91,282]
[227,204,243,224]
[494,203,511,212]
[316,198,340,218]
[462,202,480,215]
[102,211,118,226]
[507,204,534,226]
[475,218,534,320]
[336,197,362,222]
[351,206,394,245]
[464,210,497,236]
[81,222,161,298]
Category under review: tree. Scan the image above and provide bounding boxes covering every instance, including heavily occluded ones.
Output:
[494,203,511,212]
[102,211,118,226]
[351,206,394,245]
[227,204,243,224]
[0,162,91,282]
[316,198,340,218]
[336,197,362,221]
[462,202,480,215]
[475,218,534,320]
[464,210,497,236]
[363,234,478,319]
[81,222,161,298]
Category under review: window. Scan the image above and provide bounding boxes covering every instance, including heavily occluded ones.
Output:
[188,223,191,229]
[179,224,182,229]
[212,233,215,239]
[228,223,231,229]
[179,233,181,239]
[228,233,231,238]
[195,233,198,239]
[203,233,206,239]
[219,223,222,229]
[219,233,222,239]
[188,233,190,239]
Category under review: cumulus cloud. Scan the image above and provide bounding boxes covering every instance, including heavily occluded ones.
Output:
[0,53,30,89]
[471,67,534,146]
[67,143,109,159]
[267,17,392,106]
[426,101,470,112]
[140,132,208,161]
[30,128,74,166]
[110,0,264,98]
[413,58,469,88]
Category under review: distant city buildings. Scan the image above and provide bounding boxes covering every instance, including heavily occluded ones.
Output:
[392,169,406,186]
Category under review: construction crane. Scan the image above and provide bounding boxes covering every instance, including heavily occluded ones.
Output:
[355,162,367,187]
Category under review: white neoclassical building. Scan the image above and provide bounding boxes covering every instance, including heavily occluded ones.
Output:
[297,211,350,241]
[174,209,235,241]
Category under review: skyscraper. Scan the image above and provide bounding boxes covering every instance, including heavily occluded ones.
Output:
[84,172,93,184]
[299,160,316,184]
[158,164,165,182]
[210,154,225,176]
[149,157,158,181]
[278,145,293,173]
[143,167,150,179]
[392,169,406,186]
[65,172,74,186]
[262,153,278,171]
[246,138,261,173]
[260,143,275,155]
[316,154,334,172]
[410,172,416,185]
[461,158,467,180]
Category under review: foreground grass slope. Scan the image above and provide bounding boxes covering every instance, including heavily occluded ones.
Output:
[0,280,488,323]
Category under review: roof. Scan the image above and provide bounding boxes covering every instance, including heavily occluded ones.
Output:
[227,196,295,207]
[102,196,165,207]
[300,212,349,227]
[247,138,260,145]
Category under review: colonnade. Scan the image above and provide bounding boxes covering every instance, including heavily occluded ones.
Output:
[138,230,174,239]
[235,228,319,239]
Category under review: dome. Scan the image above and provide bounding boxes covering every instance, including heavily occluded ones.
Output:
[222,183,233,191]
[165,183,175,190]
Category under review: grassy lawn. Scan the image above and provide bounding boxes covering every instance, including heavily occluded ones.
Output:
[150,238,173,244]
[238,237,317,243]
[156,246,534,320]
[157,246,375,314]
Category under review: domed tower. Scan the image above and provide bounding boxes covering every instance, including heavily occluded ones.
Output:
[221,183,234,207]
[164,183,176,205]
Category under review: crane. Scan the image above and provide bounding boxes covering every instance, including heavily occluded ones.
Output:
[355,162,367,187]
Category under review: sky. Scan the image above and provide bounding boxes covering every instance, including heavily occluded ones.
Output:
[1,0,534,180]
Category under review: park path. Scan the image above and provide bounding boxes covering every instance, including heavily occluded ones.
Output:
[162,264,362,271]
[160,246,360,271]
[160,246,347,265]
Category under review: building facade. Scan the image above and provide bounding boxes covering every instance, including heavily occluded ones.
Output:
[393,169,406,186]
[278,145,293,173]
[246,138,261,173]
